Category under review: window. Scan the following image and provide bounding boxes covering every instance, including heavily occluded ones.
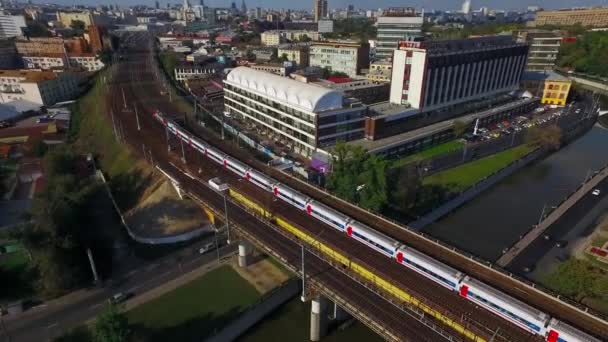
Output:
[467,290,542,333]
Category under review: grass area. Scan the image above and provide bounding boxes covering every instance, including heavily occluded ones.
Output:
[391,140,464,168]
[70,68,151,210]
[127,265,260,342]
[423,144,534,192]
[238,298,383,342]
[0,246,35,301]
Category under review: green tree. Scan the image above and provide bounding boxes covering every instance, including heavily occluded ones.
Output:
[160,51,178,80]
[452,120,468,137]
[299,34,311,42]
[32,140,49,157]
[277,53,288,63]
[94,304,129,342]
[70,20,86,32]
[358,155,388,211]
[546,259,599,301]
[25,21,52,37]
[390,166,421,210]
[526,125,561,150]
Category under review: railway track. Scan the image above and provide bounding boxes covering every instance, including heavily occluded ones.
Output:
[103,40,552,341]
[127,45,608,339]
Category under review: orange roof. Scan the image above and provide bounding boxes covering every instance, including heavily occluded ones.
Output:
[0,69,59,82]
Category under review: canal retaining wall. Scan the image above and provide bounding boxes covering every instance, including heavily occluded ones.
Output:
[410,148,544,230]
[496,162,608,267]
[205,279,300,342]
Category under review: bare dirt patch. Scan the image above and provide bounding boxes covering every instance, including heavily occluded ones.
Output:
[230,256,290,294]
[125,179,211,238]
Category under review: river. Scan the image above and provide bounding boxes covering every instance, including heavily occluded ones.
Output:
[423,124,608,262]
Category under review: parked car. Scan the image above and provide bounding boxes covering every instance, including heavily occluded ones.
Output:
[555,240,568,248]
[592,189,601,196]
[109,292,132,304]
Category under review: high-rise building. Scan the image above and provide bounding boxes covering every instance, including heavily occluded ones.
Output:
[313,0,328,22]
[155,1,160,9]
[390,36,528,110]
[241,0,247,15]
[461,0,472,14]
[255,7,262,20]
[0,14,25,39]
[375,7,423,60]
[515,30,561,72]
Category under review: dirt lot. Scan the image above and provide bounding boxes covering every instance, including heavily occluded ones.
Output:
[231,256,291,294]
[125,179,211,238]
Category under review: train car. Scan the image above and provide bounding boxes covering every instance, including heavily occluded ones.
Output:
[273,184,309,210]
[396,246,463,291]
[206,146,225,165]
[459,276,550,336]
[305,201,349,231]
[225,157,248,177]
[191,137,207,154]
[247,169,274,191]
[347,221,401,258]
[545,318,602,342]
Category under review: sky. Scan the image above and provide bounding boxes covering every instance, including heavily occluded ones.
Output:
[35,0,608,12]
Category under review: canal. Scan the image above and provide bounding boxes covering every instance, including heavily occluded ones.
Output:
[423,124,608,262]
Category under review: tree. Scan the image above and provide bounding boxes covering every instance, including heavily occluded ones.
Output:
[525,124,561,150]
[390,165,421,210]
[452,120,468,137]
[94,304,129,342]
[70,20,86,32]
[358,155,388,211]
[330,71,349,78]
[545,259,601,301]
[25,21,52,38]
[32,140,49,157]
[299,34,311,42]
[277,53,288,63]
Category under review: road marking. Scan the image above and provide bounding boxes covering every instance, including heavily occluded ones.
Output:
[47,323,58,329]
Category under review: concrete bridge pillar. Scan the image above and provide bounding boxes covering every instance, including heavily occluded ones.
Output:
[310,296,329,341]
[238,240,252,268]
[332,302,351,322]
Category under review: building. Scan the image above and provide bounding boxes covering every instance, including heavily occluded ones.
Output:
[534,8,608,27]
[367,60,392,83]
[0,14,25,39]
[85,25,104,53]
[310,40,369,78]
[0,70,79,109]
[261,30,319,46]
[251,47,274,62]
[277,45,309,67]
[314,0,328,22]
[15,37,88,56]
[174,61,223,81]
[57,11,94,27]
[223,67,367,156]
[522,71,571,106]
[318,19,334,33]
[261,31,282,46]
[515,30,561,72]
[376,8,423,60]
[390,37,529,111]
[21,54,65,70]
[314,78,390,104]
[0,39,18,69]
[249,63,293,76]
[68,54,104,72]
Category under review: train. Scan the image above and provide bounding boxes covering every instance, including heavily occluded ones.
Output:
[153,110,601,342]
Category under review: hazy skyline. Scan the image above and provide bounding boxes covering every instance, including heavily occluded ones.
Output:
[32,0,608,11]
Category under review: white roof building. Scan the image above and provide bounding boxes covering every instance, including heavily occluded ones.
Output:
[224,67,368,157]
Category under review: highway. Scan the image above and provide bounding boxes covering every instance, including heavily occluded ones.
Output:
[113,33,547,341]
[1,235,236,342]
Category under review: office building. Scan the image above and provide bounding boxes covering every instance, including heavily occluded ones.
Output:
[314,0,328,22]
[522,71,571,106]
[0,14,25,39]
[0,70,79,108]
[367,60,392,83]
[310,40,369,78]
[534,8,608,27]
[261,31,282,46]
[261,30,319,46]
[223,67,367,156]
[390,36,528,111]
[278,45,309,67]
[376,7,423,60]
[515,30,561,71]
[174,61,223,81]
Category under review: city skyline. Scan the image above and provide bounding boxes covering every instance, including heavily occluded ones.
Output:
[27,0,608,11]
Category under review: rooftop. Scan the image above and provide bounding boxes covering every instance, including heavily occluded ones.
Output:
[0,70,58,82]
[225,67,343,112]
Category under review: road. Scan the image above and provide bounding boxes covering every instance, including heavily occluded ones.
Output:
[509,170,608,273]
[1,235,236,342]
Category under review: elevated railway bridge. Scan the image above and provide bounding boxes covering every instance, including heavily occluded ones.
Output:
[106,32,608,341]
